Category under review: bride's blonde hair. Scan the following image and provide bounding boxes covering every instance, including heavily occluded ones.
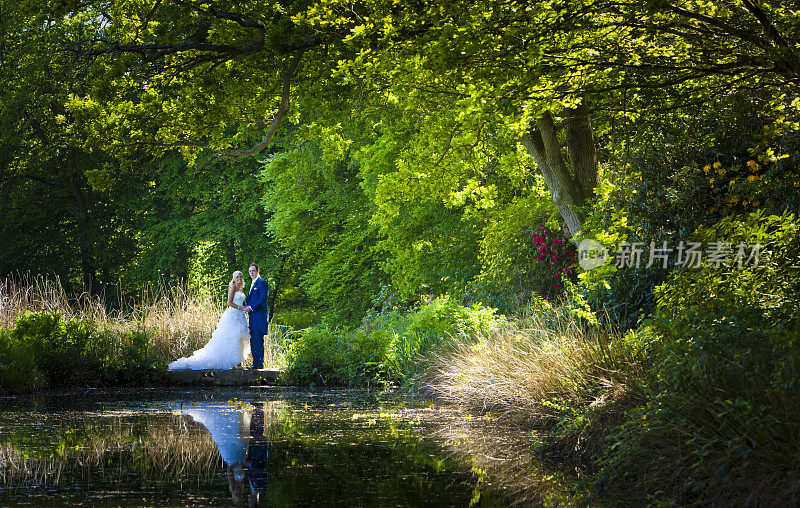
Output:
[230,270,244,290]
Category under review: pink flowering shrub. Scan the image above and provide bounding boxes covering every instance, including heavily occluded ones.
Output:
[531,224,578,296]
[469,221,579,311]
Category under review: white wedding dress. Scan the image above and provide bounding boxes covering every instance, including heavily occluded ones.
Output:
[182,403,251,466]
[168,292,251,370]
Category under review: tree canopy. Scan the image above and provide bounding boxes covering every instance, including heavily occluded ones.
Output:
[2,0,798,322]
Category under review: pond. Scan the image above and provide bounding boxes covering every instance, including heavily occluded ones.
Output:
[0,388,582,507]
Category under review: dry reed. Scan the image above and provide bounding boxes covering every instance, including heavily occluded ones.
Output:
[427,308,637,425]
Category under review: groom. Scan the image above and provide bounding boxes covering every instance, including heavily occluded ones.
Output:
[244,263,269,370]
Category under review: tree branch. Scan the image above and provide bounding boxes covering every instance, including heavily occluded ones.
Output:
[741,0,800,78]
[205,49,306,161]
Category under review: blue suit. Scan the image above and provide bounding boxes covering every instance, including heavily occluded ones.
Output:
[246,403,269,501]
[247,277,269,368]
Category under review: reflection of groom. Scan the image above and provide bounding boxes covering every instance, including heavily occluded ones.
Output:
[244,263,269,370]
[246,402,269,507]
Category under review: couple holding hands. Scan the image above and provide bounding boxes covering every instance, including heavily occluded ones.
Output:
[169,264,269,371]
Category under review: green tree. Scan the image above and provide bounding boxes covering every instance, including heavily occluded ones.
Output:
[0,4,139,291]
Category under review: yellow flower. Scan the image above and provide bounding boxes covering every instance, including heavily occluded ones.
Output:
[703,165,711,173]
[710,178,715,185]
[728,179,735,186]
[713,162,722,169]
[747,175,757,183]
[716,168,726,176]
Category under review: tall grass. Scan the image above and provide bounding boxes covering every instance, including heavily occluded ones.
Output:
[428,306,640,427]
[0,275,285,369]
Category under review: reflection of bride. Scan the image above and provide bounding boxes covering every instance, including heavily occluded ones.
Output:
[168,271,251,370]
[182,403,251,501]
[181,402,269,504]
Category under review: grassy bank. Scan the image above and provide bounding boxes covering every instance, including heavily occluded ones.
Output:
[0,276,286,393]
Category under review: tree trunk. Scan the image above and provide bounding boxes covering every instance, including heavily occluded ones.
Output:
[520,107,599,238]
[225,236,238,269]
[68,173,96,293]
[566,103,599,202]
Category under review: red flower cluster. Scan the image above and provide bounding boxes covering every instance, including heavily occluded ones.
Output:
[531,225,577,292]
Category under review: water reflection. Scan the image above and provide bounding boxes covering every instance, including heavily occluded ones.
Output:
[428,414,589,506]
[0,389,589,506]
[0,389,517,506]
[247,403,269,506]
[180,401,270,506]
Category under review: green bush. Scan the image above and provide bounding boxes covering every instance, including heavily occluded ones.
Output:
[386,298,503,383]
[284,298,503,386]
[577,107,800,331]
[407,297,501,339]
[285,327,343,385]
[0,312,164,394]
[271,307,322,328]
[594,211,800,504]
[10,312,101,387]
[0,327,47,393]
[284,326,388,386]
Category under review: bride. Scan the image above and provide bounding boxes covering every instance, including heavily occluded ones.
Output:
[168,271,251,370]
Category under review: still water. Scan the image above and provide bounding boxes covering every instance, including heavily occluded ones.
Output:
[0,388,576,507]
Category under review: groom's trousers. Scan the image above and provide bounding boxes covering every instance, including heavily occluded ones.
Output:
[250,324,266,367]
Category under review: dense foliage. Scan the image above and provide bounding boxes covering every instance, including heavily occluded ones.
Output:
[0,312,163,393]
[284,297,502,386]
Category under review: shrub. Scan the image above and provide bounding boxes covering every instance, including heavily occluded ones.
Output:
[271,307,322,329]
[11,312,101,387]
[0,311,165,394]
[284,326,390,386]
[284,298,504,386]
[0,327,47,393]
[596,211,800,504]
[469,217,577,313]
